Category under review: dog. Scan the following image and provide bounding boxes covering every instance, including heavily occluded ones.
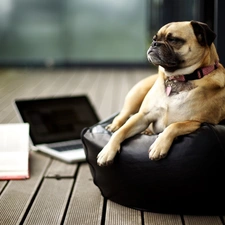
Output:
[97,20,225,166]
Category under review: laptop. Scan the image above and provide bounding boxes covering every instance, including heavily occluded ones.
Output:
[14,95,100,163]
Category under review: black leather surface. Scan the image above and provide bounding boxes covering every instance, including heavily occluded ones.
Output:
[81,115,225,215]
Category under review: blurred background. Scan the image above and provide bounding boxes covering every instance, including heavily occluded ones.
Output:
[0,0,223,68]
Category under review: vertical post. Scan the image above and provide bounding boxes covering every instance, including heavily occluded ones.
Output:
[214,0,225,65]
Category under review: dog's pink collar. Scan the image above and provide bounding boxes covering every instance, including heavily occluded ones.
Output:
[168,61,219,82]
[165,61,219,96]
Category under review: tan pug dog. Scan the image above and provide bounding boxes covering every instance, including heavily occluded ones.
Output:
[97,20,225,166]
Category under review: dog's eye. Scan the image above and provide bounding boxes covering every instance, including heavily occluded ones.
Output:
[167,37,178,43]
[167,37,184,44]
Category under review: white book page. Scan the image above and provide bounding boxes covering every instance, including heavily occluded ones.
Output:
[0,152,29,171]
[0,123,29,175]
[0,123,29,152]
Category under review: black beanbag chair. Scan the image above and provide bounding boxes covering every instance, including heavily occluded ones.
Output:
[81,114,225,215]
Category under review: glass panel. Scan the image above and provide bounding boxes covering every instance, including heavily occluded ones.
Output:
[65,0,147,63]
[0,0,204,66]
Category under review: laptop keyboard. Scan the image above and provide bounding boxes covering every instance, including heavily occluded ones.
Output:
[47,141,83,152]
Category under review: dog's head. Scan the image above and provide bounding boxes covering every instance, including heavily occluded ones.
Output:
[147,21,217,75]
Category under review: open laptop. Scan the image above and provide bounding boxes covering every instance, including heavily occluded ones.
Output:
[14,95,100,163]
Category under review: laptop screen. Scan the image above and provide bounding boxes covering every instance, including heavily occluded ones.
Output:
[14,95,99,145]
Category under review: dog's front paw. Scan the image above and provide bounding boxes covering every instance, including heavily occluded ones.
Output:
[148,133,171,160]
[97,143,120,166]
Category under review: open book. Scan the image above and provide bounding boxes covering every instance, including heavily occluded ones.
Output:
[0,123,30,180]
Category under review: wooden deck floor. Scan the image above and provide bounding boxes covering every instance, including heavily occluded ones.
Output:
[0,68,224,225]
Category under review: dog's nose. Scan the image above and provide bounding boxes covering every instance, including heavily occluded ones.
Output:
[152,41,161,47]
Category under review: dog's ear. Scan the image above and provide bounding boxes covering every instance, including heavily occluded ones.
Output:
[191,20,216,46]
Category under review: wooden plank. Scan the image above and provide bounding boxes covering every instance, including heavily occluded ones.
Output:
[23,178,73,225]
[0,70,40,105]
[0,70,47,123]
[0,69,15,92]
[38,69,88,97]
[105,201,142,225]
[144,212,182,225]
[100,72,115,118]
[71,69,95,96]
[18,69,58,98]
[64,163,103,225]
[52,70,85,96]
[89,70,111,120]
[8,114,20,124]
[0,181,7,193]
[46,70,75,96]
[110,71,128,113]
[45,159,78,178]
[84,70,102,102]
[31,71,62,98]
[107,69,157,120]
[0,151,51,225]
[0,110,18,124]
[184,215,223,225]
